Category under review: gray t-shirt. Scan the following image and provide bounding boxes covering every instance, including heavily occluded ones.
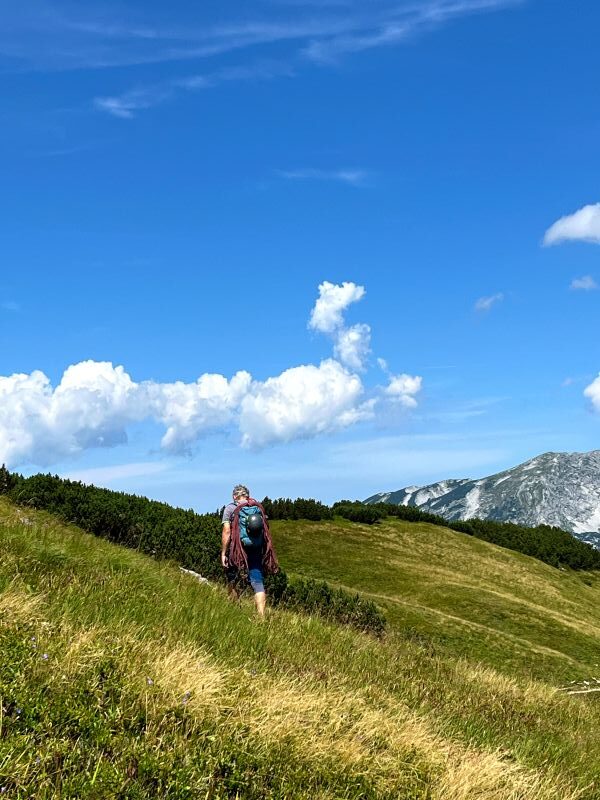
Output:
[222,502,237,525]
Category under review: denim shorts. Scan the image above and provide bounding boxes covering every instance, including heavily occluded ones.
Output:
[226,545,265,594]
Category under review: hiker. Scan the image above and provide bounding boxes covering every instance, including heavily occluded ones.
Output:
[221,484,279,617]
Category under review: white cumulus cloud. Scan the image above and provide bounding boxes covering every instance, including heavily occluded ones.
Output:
[309,280,371,370]
[543,203,600,246]
[0,280,423,467]
[240,359,373,449]
[149,371,252,453]
[584,375,600,412]
[0,362,145,466]
[309,280,366,334]
[385,374,423,408]
[333,323,371,372]
[0,357,374,467]
[0,363,264,466]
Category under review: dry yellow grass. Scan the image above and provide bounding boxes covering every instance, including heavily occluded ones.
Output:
[432,748,588,800]
[132,638,581,800]
[146,641,226,708]
[121,632,582,800]
[0,585,45,622]
[6,584,577,800]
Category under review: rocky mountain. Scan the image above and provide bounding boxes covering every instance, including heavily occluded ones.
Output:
[365,450,600,536]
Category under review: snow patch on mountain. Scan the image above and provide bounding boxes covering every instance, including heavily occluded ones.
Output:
[572,504,600,535]
[364,450,600,541]
[463,485,482,519]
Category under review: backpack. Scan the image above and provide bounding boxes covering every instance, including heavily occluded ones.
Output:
[238,504,265,548]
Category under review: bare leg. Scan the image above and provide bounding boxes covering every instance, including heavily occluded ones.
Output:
[254,591,266,618]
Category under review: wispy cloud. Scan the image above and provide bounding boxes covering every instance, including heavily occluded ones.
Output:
[27,140,111,158]
[95,60,295,118]
[1,301,20,313]
[4,1,523,118]
[65,461,170,485]
[419,396,507,423]
[278,168,369,186]
[95,86,171,119]
[0,8,360,72]
[302,0,524,62]
[474,292,504,312]
[570,275,598,291]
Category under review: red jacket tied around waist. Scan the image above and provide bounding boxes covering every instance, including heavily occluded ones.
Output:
[228,498,279,575]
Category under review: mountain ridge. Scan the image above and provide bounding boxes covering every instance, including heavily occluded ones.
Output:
[365,450,600,537]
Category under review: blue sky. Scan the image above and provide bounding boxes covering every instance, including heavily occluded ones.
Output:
[1,0,599,511]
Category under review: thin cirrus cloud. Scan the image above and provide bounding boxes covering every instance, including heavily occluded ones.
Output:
[2,1,522,73]
[0,281,421,468]
[65,461,170,486]
[73,0,523,117]
[302,0,522,62]
[278,168,369,186]
[543,203,600,246]
[95,60,295,119]
[94,86,171,119]
[474,293,504,312]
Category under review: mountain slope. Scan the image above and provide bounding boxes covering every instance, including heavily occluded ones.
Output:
[365,450,600,534]
[2,497,600,798]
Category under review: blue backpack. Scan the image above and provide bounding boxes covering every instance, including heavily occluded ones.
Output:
[238,505,265,548]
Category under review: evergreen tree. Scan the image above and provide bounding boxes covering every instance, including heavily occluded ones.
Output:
[0,464,14,494]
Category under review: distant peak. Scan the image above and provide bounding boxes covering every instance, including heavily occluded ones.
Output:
[364,449,600,536]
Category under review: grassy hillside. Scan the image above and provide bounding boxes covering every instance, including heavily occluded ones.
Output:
[273,516,600,683]
[2,498,600,799]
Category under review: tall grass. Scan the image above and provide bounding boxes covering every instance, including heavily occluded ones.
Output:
[1,499,600,798]
[273,515,600,683]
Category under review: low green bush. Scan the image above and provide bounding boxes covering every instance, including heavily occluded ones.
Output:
[261,496,333,521]
[266,573,386,637]
[333,501,382,525]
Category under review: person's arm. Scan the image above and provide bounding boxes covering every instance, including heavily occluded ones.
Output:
[221,522,231,567]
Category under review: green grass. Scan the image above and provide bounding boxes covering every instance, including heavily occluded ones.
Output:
[2,498,600,798]
[273,515,600,683]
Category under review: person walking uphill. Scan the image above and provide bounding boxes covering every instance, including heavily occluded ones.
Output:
[221,485,279,617]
